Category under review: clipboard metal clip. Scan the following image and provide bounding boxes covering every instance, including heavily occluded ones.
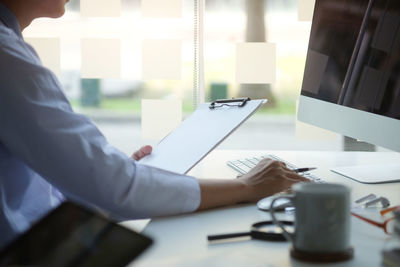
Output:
[209,97,251,109]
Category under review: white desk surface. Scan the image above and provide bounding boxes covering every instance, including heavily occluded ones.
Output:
[130,150,400,267]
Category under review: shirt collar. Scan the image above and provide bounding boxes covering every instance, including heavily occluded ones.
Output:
[0,2,22,38]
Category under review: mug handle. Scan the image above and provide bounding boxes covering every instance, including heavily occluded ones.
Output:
[270,195,295,242]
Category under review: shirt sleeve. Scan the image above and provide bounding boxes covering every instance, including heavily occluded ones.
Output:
[0,38,201,219]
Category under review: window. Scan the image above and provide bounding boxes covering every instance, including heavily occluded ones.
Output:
[23,0,346,153]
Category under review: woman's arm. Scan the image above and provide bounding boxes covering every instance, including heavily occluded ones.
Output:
[133,146,308,212]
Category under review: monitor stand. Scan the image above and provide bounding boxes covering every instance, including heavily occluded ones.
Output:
[331,163,400,184]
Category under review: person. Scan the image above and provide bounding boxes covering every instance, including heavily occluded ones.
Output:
[0,0,307,250]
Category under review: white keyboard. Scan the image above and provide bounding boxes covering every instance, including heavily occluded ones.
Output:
[227,154,324,183]
[227,154,325,211]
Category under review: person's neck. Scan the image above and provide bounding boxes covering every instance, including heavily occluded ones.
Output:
[0,0,35,31]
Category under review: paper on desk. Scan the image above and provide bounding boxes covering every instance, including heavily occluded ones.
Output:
[139,99,266,174]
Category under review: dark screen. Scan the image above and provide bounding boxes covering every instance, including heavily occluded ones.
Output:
[0,202,153,267]
[301,0,400,119]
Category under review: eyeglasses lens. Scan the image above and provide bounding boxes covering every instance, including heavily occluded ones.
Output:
[387,218,400,235]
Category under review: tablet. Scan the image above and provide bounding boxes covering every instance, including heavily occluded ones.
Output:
[0,202,153,267]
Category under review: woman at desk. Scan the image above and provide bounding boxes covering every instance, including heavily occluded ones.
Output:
[0,0,307,249]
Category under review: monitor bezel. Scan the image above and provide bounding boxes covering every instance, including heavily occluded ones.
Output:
[298,94,400,152]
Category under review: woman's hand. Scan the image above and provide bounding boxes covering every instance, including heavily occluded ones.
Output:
[197,158,309,211]
[239,158,309,202]
[132,145,153,161]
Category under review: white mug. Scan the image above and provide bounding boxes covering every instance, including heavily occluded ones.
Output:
[270,183,352,258]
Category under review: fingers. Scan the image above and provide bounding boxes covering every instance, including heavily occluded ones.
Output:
[284,172,310,183]
[133,150,144,161]
[246,158,309,183]
[260,158,286,167]
[242,159,311,202]
[257,159,289,173]
[257,158,279,169]
[260,159,308,180]
[141,145,153,155]
[256,159,310,184]
[133,145,153,161]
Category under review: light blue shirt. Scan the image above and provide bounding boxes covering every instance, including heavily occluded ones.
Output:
[0,3,200,250]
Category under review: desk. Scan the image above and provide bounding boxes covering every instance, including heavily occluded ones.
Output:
[132,150,400,267]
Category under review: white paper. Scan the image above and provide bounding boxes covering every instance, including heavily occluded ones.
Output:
[81,0,121,17]
[81,38,121,78]
[141,99,182,140]
[142,39,182,80]
[301,50,329,94]
[141,0,182,18]
[25,38,61,77]
[236,43,276,84]
[298,0,316,21]
[139,99,266,174]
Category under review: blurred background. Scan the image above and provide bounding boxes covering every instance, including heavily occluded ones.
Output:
[22,0,381,156]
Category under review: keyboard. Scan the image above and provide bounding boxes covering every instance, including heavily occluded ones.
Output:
[227,154,325,211]
[227,154,324,183]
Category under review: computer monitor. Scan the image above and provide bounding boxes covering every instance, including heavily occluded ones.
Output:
[297,0,400,183]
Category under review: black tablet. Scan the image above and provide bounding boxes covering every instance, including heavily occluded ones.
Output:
[0,202,153,267]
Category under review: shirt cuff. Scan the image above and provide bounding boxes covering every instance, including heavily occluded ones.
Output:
[129,163,201,218]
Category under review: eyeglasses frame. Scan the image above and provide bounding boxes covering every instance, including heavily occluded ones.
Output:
[351,206,400,234]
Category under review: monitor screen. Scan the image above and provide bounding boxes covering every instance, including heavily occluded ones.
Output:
[298,0,400,182]
[301,0,400,120]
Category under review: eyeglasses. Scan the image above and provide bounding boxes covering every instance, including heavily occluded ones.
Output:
[351,206,400,235]
[380,206,400,216]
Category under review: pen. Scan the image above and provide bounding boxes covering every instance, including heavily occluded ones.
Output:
[294,167,317,173]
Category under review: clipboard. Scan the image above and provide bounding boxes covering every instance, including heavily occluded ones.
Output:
[139,98,267,174]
